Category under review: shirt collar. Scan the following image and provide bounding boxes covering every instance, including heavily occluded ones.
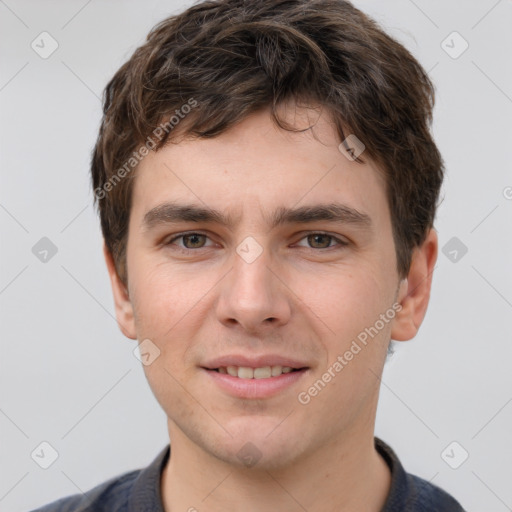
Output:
[128,443,170,512]
[375,436,410,510]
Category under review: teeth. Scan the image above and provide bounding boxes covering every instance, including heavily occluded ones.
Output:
[220,365,297,379]
[271,365,283,377]
[254,367,271,379]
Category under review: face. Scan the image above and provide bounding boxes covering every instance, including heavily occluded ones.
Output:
[106,103,436,471]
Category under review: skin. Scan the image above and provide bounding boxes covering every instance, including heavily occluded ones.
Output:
[104,102,438,512]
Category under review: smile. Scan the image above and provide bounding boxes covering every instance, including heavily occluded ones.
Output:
[213,365,302,379]
[203,367,309,399]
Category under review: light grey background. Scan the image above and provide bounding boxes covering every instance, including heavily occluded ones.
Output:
[1,1,511,510]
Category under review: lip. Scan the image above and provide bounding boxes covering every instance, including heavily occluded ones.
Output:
[202,367,309,399]
[201,354,310,370]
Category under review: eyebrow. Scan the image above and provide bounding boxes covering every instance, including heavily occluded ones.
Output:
[142,201,372,232]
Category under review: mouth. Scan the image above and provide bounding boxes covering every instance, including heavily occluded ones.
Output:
[201,365,310,399]
[206,365,307,379]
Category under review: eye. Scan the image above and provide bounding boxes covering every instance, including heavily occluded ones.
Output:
[166,232,214,251]
[165,231,348,253]
[295,232,348,249]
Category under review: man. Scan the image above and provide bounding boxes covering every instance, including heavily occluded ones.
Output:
[32,0,466,510]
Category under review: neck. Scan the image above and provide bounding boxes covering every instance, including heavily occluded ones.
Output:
[161,418,391,512]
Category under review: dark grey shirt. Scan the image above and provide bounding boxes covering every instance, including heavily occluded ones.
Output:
[30,437,466,511]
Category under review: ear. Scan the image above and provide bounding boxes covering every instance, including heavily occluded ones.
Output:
[391,228,438,342]
[103,241,137,340]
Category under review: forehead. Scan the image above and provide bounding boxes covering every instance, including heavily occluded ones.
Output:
[129,106,389,230]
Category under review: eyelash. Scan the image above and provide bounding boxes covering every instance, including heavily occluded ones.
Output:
[165,231,348,254]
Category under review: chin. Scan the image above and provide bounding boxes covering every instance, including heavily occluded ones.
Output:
[217,443,301,472]
[211,422,306,470]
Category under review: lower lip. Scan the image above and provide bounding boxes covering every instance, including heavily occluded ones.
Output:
[202,368,309,399]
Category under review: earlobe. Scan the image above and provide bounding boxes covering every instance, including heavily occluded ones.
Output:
[103,241,137,340]
[390,229,438,342]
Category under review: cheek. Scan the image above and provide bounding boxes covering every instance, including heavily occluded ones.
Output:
[129,259,216,361]
[304,267,389,338]
[299,271,392,421]
[129,262,181,340]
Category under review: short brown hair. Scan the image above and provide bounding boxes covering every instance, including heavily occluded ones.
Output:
[91,0,443,286]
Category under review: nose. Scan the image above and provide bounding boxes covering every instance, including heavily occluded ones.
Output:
[215,240,292,334]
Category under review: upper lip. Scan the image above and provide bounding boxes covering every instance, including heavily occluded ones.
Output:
[201,355,310,370]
